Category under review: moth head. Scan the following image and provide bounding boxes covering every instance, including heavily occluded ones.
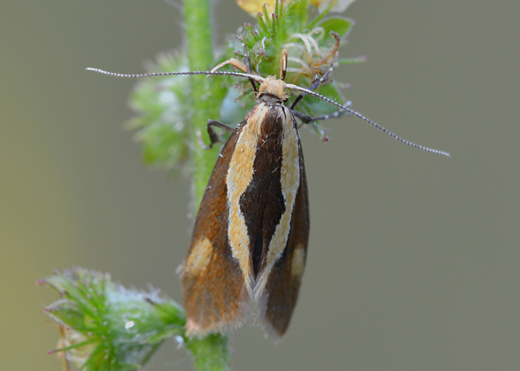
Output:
[256,77,289,104]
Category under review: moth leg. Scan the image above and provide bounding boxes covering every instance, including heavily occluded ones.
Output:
[290,64,335,110]
[290,42,349,126]
[291,102,351,124]
[197,119,234,150]
[242,44,258,93]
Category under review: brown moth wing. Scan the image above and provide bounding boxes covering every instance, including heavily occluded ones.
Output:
[239,106,286,278]
[261,133,310,337]
[240,105,310,336]
[182,103,309,337]
[181,124,249,336]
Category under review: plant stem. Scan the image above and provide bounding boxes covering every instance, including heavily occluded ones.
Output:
[184,0,225,207]
[186,335,230,371]
[183,0,230,370]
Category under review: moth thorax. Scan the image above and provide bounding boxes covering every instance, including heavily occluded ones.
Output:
[256,78,288,104]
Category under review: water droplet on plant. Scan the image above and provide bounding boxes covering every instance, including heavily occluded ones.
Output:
[175,335,184,349]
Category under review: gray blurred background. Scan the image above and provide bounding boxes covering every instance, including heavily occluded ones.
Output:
[2,0,519,370]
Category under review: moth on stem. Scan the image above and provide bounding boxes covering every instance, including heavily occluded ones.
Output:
[86,47,448,337]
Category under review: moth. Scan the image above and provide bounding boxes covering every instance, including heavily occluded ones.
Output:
[87,49,449,338]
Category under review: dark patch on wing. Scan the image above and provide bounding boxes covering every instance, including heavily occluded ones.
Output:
[262,127,310,336]
[240,105,286,278]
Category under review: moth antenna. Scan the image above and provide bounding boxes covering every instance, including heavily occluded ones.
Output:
[85,67,265,83]
[286,83,450,157]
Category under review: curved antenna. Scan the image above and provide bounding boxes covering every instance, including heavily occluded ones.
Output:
[86,65,449,157]
[285,82,450,157]
[85,67,265,83]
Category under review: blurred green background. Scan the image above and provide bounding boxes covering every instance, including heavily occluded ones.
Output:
[2,0,520,370]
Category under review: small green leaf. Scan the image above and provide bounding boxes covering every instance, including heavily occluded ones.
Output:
[316,17,354,43]
[45,299,86,329]
[303,82,346,116]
